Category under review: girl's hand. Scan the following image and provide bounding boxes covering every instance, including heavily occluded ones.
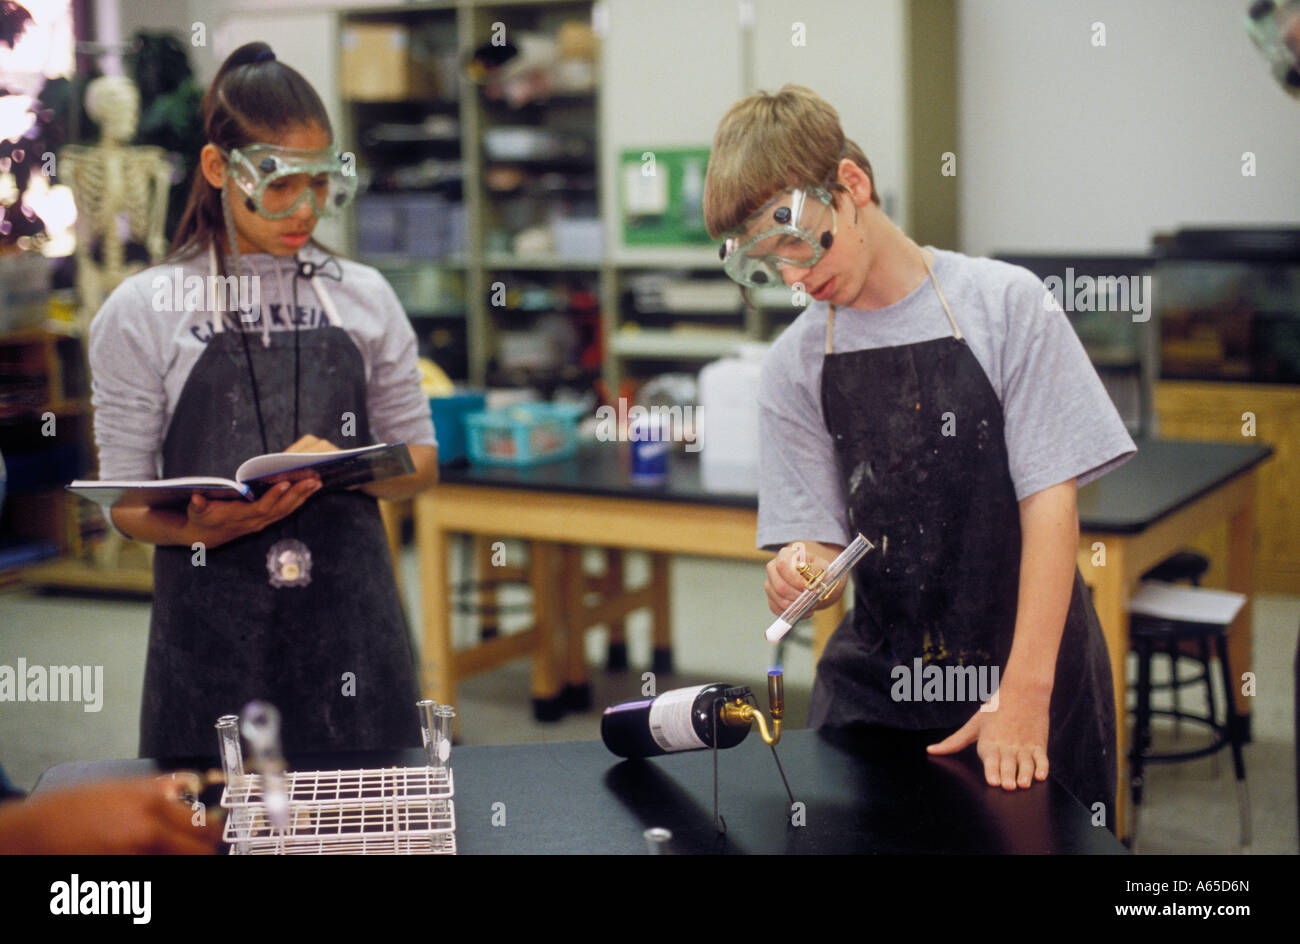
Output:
[926,682,1052,790]
[765,541,844,616]
[186,479,321,548]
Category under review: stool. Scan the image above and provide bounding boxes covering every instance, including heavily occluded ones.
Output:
[1141,550,1209,585]
[1136,551,1209,734]
[1128,581,1249,848]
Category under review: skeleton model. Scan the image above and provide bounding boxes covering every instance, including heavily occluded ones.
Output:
[59,76,172,329]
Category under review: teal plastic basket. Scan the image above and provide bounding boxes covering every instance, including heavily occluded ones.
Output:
[465,403,584,466]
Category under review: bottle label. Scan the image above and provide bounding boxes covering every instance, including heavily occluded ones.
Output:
[648,685,709,752]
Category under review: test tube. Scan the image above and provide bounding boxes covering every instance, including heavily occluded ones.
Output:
[764,533,875,642]
[643,827,674,855]
[241,700,290,831]
[418,700,456,771]
[215,714,244,783]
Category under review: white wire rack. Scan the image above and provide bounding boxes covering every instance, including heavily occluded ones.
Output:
[221,765,456,855]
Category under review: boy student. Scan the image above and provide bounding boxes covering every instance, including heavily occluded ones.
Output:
[705,86,1133,816]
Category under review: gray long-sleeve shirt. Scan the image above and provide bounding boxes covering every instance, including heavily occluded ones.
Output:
[88,244,436,481]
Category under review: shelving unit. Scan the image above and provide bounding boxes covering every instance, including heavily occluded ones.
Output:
[338,0,605,396]
[315,0,958,398]
[0,326,94,584]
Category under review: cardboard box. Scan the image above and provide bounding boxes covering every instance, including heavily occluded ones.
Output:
[340,24,440,101]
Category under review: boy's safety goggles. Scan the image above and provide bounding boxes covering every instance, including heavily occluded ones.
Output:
[719,185,837,288]
[221,144,358,219]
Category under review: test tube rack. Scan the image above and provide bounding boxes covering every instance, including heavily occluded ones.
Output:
[215,702,458,855]
[220,764,457,855]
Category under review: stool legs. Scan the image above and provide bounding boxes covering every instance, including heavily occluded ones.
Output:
[1130,625,1251,851]
[1131,635,1153,813]
[1216,634,1251,848]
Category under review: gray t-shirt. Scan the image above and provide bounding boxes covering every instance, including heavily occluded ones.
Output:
[89,243,436,481]
[756,247,1136,551]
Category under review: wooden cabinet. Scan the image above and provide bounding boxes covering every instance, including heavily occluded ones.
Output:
[1155,380,1300,592]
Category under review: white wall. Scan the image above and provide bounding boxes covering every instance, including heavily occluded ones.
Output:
[957,0,1300,256]
[751,0,908,230]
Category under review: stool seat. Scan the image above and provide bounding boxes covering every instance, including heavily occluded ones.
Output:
[1129,581,1246,629]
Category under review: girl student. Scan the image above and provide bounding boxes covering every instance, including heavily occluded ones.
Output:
[89,42,438,756]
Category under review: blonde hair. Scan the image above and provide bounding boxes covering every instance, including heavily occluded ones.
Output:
[703,85,879,239]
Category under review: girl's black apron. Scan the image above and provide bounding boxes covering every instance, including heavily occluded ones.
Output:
[139,252,420,757]
[808,250,1116,818]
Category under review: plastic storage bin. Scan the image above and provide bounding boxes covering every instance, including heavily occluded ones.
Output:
[430,391,486,465]
[466,403,584,466]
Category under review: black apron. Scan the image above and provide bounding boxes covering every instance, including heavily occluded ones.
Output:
[139,253,421,758]
[807,251,1117,819]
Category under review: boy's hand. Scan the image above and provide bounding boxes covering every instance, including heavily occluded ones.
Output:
[765,541,845,615]
[926,682,1052,790]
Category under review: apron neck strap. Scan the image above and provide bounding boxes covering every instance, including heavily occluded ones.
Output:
[918,245,963,342]
[207,242,223,334]
[824,245,962,355]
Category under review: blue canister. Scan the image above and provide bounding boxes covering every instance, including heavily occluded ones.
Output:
[430,391,487,465]
[629,413,668,483]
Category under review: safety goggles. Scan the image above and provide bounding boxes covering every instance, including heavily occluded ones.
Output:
[719,186,837,288]
[221,144,358,220]
[1246,0,1300,97]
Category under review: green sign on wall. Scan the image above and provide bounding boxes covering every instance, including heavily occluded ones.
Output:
[619,147,712,246]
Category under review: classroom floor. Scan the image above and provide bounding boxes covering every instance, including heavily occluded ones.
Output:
[1,543,1296,854]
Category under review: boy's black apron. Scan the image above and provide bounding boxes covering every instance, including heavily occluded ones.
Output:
[808,249,1117,819]
[139,249,421,757]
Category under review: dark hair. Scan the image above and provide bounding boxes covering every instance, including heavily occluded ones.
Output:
[169,42,333,273]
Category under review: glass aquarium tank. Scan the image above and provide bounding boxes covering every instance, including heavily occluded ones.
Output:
[1152,228,1300,385]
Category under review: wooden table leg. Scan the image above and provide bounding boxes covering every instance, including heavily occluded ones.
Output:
[415,494,455,709]
[605,550,628,670]
[529,540,562,711]
[1079,537,1131,841]
[475,536,501,639]
[378,499,407,596]
[650,552,672,673]
[561,544,589,692]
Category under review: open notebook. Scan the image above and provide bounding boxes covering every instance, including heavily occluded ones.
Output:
[68,442,414,512]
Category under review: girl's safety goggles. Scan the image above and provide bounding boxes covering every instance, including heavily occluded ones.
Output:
[222,144,358,220]
[719,185,837,288]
